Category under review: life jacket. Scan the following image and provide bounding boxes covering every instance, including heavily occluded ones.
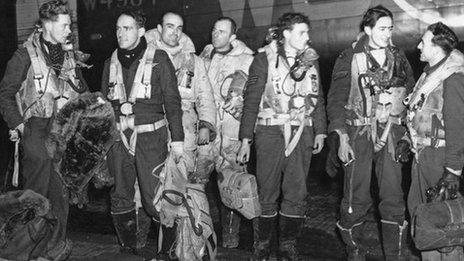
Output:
[346,49,407,125]
[107,42,157,105]
[200,39,254,104]
[258,41,319,156]
[172,52,196,109]
[346,48,407,151]
[405,49,464,152]
[200,41,253,150]
[107,42,166,155]
[17,32,80,121]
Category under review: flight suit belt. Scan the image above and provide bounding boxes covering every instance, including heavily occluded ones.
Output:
[256,117,313,127]
[415,136,446,147]
[346,117,372,126]
[346,116,401,126]
[257,116,312,157]
[116,117,167,155]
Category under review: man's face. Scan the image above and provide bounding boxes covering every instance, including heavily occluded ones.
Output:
[212,20,234,50]
[43,14,72,44]
[365,16,393,48]
[418,30,437,63]
[158,13,183,47]
[116,15,143,50]
[284,23,310,52]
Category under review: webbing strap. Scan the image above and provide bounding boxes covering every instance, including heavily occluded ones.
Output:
[128,44,157,102]
[24,42,45,93]
[143,43,157,85]
[109,51,127,103]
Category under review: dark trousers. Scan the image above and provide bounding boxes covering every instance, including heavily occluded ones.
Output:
[339,126,405,228]
[22,117,69,248]
[108,126,168,217]
[255,125,314,217]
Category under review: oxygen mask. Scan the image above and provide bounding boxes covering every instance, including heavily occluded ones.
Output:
[290,43,319,82]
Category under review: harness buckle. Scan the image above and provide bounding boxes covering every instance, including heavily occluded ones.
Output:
[33,74,44,80]
[120,102,134,116]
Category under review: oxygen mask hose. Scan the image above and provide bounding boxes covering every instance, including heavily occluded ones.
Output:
[290,45,319,81]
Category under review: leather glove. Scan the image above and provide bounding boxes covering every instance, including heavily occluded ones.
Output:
[395,139,412,163]
[170,141,184,163]
[443,168,461,193]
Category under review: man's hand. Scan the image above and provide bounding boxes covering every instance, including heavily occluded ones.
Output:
[312,134,326,154]
[395,139,412,163]
[197,128,210,145]
[443,168,461,192]
[9,123,24,142]
[170,141,184,163]
[237,139,251,164]
[338,134,355,164]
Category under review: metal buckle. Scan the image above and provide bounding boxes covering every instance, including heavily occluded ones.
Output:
[120,102,134,116]
[361,117,369,125]
[33,74,44,80]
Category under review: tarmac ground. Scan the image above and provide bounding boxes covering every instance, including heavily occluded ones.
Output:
[65,165,421,261]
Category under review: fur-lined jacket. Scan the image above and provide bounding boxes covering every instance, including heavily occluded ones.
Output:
[200,39,254,104]
[145,29,217,138]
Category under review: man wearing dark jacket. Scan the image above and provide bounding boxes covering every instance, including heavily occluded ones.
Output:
[327,5,414,261]
[237,13,327,260]
[100,10,184,259]
[406,22,464,260]
[0,1,87,259]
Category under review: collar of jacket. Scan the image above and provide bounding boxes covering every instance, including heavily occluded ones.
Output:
[424,52,450,75]
[144,28,196,57]
[117,37,147,69]
[201,39,253,59]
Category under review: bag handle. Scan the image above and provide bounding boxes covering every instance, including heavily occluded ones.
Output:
[161,189,203,236]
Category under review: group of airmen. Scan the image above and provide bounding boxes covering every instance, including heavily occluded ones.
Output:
[1,0,464,261]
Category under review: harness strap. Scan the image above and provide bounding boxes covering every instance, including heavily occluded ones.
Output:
[256,113,312,157]
[256,117,313,127]
[109,44,157,104]
[24,42,47,95]
[162,190,204,236]
[116,118,167,155]
[129,44,157,103]
[346,117,372,126]
[109,51,127,103]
